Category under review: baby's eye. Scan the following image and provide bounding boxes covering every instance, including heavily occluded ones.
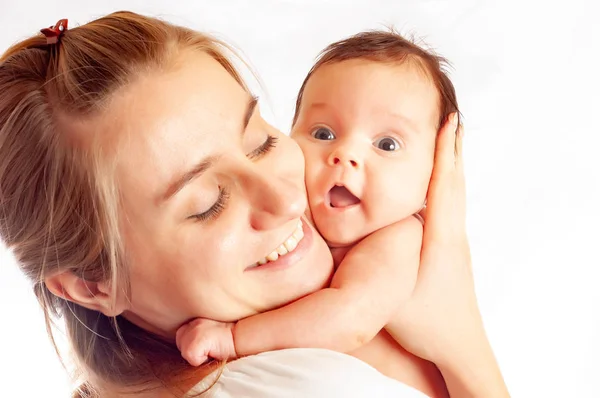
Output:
[311,127,336,141]
[373,136,402,152]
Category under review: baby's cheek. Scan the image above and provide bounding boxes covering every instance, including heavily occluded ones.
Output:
[368,173,424,222]
[293,142,318,182]
[303,164,321,199]
[282,135,308,178]
[292,136,311,157]
[416,160,434,199]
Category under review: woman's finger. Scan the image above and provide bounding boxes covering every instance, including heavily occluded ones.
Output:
[455,124,464,168]
[432,113,459,181]
[454,124,466,204]
[425,114,466,243]
[426,113,459,215]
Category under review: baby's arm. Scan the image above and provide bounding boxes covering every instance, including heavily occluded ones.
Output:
[234,216,422,355]
[177,216,423,364]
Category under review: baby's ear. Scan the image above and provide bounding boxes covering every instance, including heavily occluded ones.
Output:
[44,272,128,316]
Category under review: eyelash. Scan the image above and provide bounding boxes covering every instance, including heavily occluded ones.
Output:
[189,187,230,222]
[247,135,278,160]
[189,135,277,222]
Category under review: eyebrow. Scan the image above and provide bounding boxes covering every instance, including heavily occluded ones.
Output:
[307,102,419,133]
[307,102,330,111]
[383,111,420,134]
[162,96,258,201]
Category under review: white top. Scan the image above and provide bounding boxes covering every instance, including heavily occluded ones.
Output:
[190,348,429,398]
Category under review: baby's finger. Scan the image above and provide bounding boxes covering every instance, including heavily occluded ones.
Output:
[185,351,209,367]
[183,335,210,366]
[175,323,190,352]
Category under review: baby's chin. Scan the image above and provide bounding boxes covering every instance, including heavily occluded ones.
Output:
[316,221,371,249]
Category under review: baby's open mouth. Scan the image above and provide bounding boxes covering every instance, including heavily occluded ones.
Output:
[328,185,361,208]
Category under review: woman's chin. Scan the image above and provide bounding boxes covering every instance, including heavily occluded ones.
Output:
[121,310,178,340]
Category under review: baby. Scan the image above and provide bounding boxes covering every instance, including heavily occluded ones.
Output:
[176,30,460,397]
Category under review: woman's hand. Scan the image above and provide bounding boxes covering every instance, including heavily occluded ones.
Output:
[392,113,478,363]
[392,114,509,396]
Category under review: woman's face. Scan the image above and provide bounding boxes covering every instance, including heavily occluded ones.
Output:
[104,51,333,335]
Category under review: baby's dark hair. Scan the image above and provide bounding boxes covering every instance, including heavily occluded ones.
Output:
[293,29,461,131]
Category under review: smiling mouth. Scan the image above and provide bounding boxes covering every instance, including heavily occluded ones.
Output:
[251,220,305,267]
[328,185,361,208]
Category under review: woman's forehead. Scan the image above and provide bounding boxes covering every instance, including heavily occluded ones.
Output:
[103,52,249,200]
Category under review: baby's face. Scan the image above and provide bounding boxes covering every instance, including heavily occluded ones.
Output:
[292,59,439,247]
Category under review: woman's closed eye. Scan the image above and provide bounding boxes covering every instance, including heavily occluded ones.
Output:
[246,135,278,160]
[188,187,230,222]
[189,135,277,222]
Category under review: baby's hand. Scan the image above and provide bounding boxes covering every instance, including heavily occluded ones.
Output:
[175,318,237,366]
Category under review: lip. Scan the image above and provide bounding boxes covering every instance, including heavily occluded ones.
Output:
[245,217,313,272]
[325,202,361,212]
[325,183,362,211]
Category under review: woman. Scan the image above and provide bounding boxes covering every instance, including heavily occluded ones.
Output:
[0,11,508,397]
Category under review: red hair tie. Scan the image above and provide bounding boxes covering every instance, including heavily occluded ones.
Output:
[40,19,68,45]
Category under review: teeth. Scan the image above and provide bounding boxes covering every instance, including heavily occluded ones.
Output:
[276,244,288,255]
[253,220,305,267]
[293,225,304,241]
[284,236,298,252]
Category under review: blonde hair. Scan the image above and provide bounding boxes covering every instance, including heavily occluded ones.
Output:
[0,11,248,397]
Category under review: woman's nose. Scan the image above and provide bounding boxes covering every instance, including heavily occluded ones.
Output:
[242,168,307,231]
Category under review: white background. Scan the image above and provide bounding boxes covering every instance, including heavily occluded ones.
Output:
[1,0,599,396]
